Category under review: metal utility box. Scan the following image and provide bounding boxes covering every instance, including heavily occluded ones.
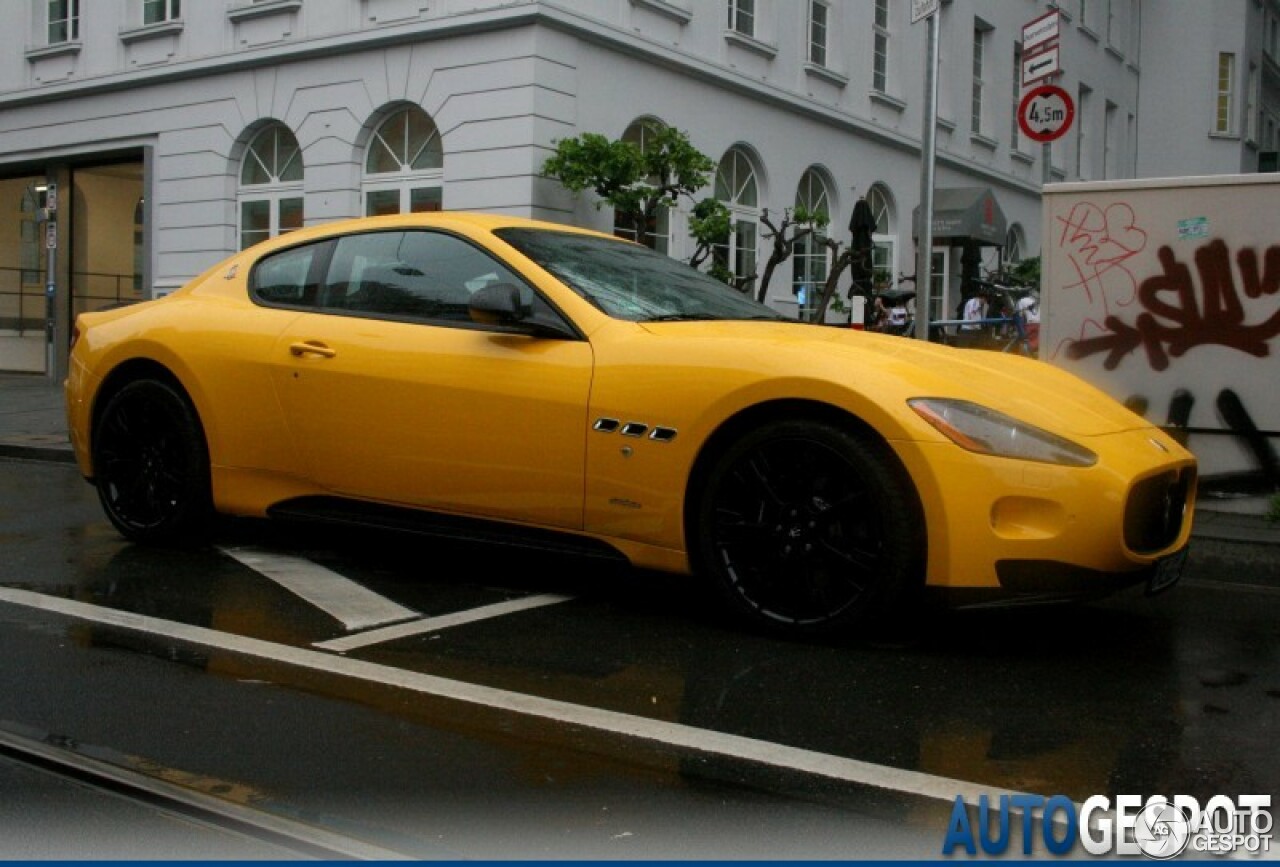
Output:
[1039,173,1280,513]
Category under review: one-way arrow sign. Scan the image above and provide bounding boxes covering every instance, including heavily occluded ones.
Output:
[1022,44,1060,86]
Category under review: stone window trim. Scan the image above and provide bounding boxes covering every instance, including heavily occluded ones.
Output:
[25,40,81,61]
[724,30,778,59]
[870,90,907,113]
[628,0,692,24]
[803,62,847,87]
[119,20,184,45]
[227,0,302,23]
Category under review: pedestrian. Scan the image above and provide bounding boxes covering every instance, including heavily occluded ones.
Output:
[961,290,987,330]
[1016,290,1040,352]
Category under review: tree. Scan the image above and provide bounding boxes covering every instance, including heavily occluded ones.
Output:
[541,126,716,251]
[809,238,854,323]
[687,197,735,284]
[754,206,830,304]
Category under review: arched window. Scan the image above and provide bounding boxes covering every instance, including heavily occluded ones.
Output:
[791,168,832,317]
[713,146,760,292]
[238,123,304,250]
[615,118,670,254]
[363,106,443,216]
[866,184,896,286]
[1004,224,1025,265]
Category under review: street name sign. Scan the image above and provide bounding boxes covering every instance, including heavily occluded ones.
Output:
[1018,84,1075,143]
[1021,11,1060,52]
[911,0,939,24]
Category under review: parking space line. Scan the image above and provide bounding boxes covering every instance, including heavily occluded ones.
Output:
[313,594,574,652]
[219,546,418,631]
[0,586,1045,812]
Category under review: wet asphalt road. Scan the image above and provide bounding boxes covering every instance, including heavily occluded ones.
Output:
[0,456,1277,859]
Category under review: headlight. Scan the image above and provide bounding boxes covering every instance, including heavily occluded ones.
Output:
[908,398,1097,467]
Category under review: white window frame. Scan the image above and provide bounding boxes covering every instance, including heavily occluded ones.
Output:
[971,22,990,137]
[238,123,304,250]
[872,0,889,93]
[1011,44,1024,152]
[727,0,755,37]
[713,147,761,294]
[1076,84,1092,179]
[47,0,79,43]
[615,118,672,255]
[807,0,829,67]
[791,168,832,317]
[142,0,180,25]
[1246,63,1259,143]
[362,106,444,216]
[1103,100,1117,179]
[1215,52,1236,135]
[866,184,896,290]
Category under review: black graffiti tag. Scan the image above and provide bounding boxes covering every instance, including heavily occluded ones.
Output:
[1067,240,1280,370]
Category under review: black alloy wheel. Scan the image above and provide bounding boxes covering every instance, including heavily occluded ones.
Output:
[694,418,924,638]
[92,378,213,545]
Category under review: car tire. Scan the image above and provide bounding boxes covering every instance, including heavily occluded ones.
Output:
[92,377,213,546]
[693,418,924,640]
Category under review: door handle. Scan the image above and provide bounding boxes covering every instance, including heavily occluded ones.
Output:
[289,340,337,359]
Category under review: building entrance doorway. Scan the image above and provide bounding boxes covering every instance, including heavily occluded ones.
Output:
[0,159,144,374]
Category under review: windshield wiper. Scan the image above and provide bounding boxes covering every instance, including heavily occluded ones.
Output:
[643,313,721,322]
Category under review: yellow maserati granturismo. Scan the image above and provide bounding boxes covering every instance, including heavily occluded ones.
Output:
[65,212,1197,637]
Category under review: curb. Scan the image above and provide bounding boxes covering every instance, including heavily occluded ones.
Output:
[0,443,75,464]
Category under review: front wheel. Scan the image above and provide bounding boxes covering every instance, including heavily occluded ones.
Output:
[92,378,213,545]
[692,419,924,639]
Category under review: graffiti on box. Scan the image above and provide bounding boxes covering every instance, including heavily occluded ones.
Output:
[1050,200,1280,499]
[1051,201,1280,371]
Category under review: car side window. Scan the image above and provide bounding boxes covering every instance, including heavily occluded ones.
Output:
[320,230,539,325]
[249,243,321,306]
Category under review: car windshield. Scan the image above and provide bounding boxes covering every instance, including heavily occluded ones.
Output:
[495,228,787,323]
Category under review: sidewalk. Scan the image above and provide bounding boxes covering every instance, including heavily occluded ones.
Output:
[2,371,1278,567]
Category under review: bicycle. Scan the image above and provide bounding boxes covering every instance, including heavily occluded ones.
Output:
[869,273,917,336]
[972,275,1036,356]
[924,275,1036,356]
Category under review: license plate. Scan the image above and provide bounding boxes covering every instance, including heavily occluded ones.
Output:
[1146,547,1188,596]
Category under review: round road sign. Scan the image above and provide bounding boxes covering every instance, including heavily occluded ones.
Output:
[1018,84,1075,143]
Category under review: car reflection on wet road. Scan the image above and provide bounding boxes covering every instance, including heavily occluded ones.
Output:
[0,456,1276,858]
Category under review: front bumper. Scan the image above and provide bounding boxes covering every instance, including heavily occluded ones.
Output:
[896,426,1197,594]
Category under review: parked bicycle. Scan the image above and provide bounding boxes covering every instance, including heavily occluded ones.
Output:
[927,273,1037,357]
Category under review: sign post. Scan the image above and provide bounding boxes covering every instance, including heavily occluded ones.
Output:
[41,183,58,382]
[913,0,940,341]
[1020,12,1065,186]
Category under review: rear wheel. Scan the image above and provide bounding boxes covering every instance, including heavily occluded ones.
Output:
[92,378,212,545]
[693,418,924,639]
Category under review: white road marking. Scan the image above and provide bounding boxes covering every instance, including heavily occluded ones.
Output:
[0,586,1056,813]
[314,594,573,652]
[219,546,417,631]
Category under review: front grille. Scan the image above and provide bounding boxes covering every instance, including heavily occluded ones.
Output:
[1124,467,1195,553]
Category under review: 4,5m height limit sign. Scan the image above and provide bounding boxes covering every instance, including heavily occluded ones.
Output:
[1018,84,1074,143]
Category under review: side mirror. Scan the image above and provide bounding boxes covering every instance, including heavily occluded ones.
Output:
[468,282,527,327]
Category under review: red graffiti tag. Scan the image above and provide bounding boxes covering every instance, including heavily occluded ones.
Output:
[1067,241,1280,370]
[1056,201,1148,313]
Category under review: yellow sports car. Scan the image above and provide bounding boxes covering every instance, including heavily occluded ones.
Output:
[65,212,1197,637]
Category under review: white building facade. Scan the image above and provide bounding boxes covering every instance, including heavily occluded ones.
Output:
[1,0,1276,376]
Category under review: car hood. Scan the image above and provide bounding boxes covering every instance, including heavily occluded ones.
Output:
[637,321,1152,439]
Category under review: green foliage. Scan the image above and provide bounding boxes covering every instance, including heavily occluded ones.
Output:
[790,204,830,230]
[688,197,732,276]
[1268,493,1280,524]
[541,126,716,250]
[1008,255,1041,287]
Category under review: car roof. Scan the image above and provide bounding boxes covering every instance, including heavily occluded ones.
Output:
[252,210,618,252]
